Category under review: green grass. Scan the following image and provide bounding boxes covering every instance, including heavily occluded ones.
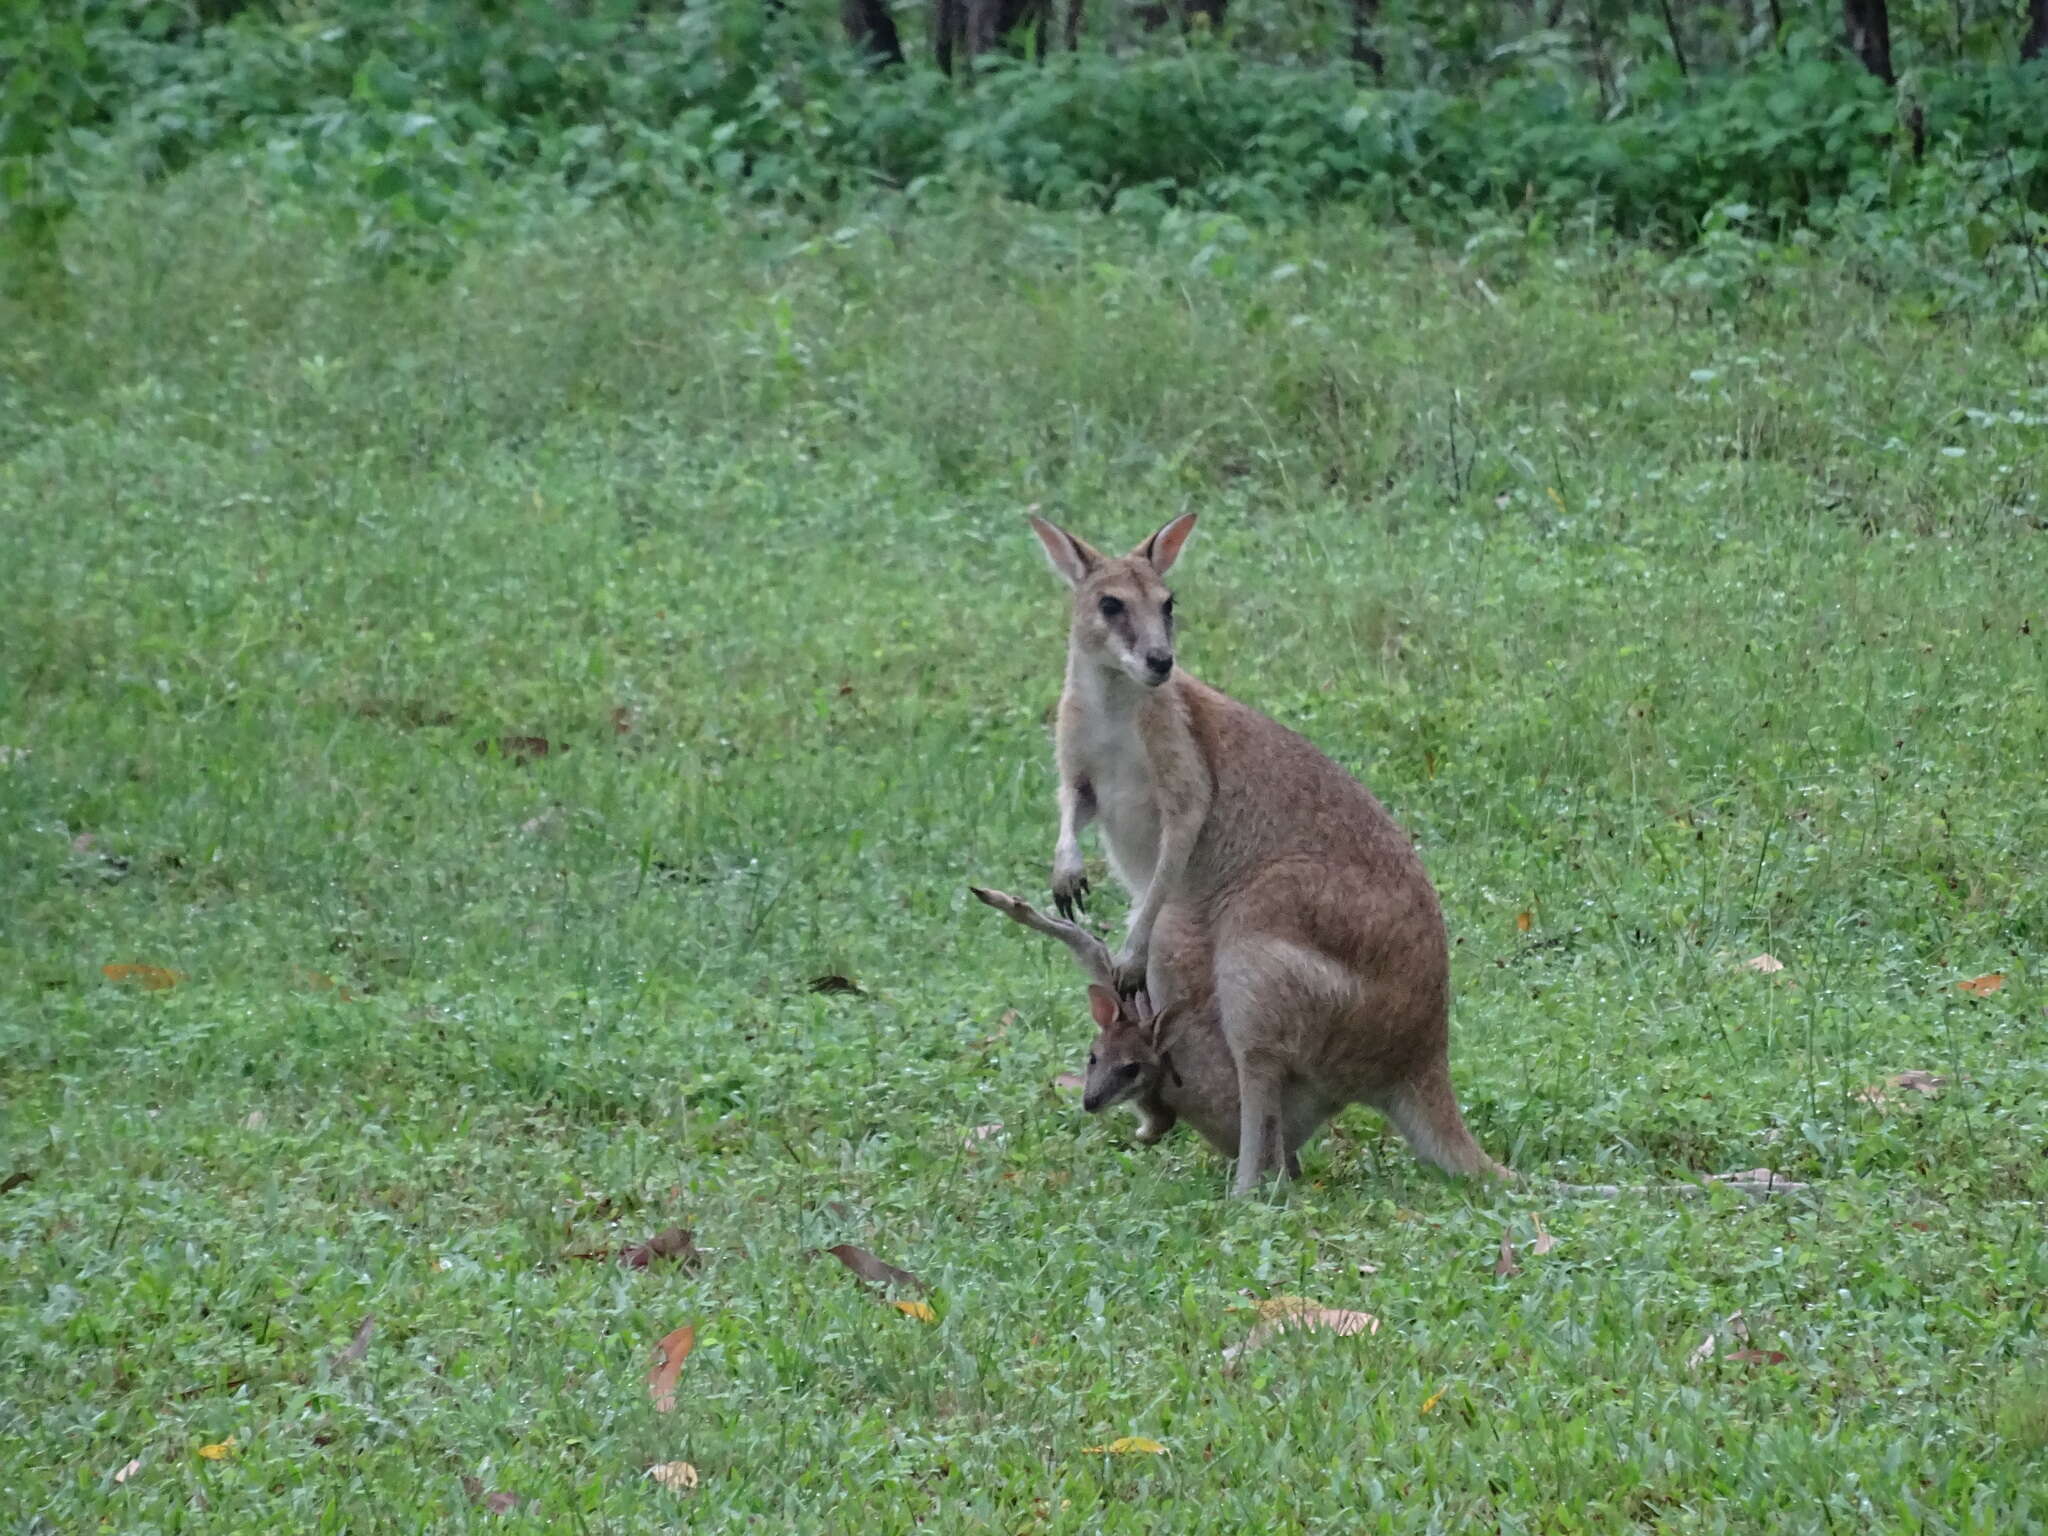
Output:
[2,173,2045,1531]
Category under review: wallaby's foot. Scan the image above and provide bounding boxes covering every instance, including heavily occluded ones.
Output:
[1134,1103,1176,1144]
[1109,945,1149,998]
[1284,1151,1303,1180]
[1051,859,1090,920]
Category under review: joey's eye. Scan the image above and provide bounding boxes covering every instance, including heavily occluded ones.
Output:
[1098,595,1124,619]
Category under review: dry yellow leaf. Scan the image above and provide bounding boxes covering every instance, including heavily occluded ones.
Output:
[647,1462,700,1492]
[890,1299,937,1323]
[195,1439,235,1461]
[1515,910,1532,934]
[1421,1390,1445,1415]
[1957,973,2005,997]
[1082,1437,1166,1455]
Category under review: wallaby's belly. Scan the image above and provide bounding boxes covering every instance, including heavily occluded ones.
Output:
[1092,760,1160,894]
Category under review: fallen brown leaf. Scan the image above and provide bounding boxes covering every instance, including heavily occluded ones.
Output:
[891,1299,938,1323]
[1892,1069,1947,1095]
[329,1316,374,1373]
[648,1461,700,1492]
[806,974,863,996]
[462,1476,521,1514]
[618,1227,704,1271]
[112,1458,142,1484]
[647,1324,696,1414]
[962,1122,1004,1150]
[476,735,557,764]
[0,1170,33,1196]
[823,1243,926,1294]
[1529,1213,1557,1256]
[1956,973,2005,997]
[1224,1297,1381,1366]
[1724,1349,1790,1367]
[1688,1332,1717,1369]
[1494,1231,1520,1277]
[1743,953,1785,974]
[1515,910,1533,933]
[103,962,182,991]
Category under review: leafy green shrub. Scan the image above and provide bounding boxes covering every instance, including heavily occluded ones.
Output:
[5,0,2046,282]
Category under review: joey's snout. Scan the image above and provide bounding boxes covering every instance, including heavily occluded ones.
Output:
[1142,649,1173,684]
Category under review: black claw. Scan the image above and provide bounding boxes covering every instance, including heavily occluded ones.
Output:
[1055,896,1073,920]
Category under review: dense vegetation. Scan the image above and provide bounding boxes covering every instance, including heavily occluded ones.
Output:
[5,0,2047,281]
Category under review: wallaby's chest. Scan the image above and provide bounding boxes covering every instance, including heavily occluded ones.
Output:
[1065,709,1160,891]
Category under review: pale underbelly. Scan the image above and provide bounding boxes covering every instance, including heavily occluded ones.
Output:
[1097,796,1160,895]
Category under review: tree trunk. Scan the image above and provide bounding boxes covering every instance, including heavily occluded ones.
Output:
[1349,0,1384,75]
[840,0,904,67]
[935,0,1054,73]
[2024,0,2048,61]
[1841,0,1894,83]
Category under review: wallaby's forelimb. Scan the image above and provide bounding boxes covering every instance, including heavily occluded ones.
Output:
[1111,801,1204,995]
[1050,777,1094,920]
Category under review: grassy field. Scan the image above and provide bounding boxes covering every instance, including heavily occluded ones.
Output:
[2,174,2045,1531]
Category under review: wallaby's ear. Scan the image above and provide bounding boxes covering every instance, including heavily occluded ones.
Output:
[1145,1002,1182,1048]
[1030,514,1102,589]
[1086,984,1121,1029]
[1133,512,1197,575]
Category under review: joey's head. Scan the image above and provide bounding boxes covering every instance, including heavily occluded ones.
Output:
[1080,984,1169,1113]
[1029,513,1197,690]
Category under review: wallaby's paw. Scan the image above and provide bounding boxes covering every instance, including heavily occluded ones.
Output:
[1051,865,1090,920]
[1110,947,1149,997]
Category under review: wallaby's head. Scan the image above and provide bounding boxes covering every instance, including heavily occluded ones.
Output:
[1030,513,1197,689]
[1081,984,1170,1113]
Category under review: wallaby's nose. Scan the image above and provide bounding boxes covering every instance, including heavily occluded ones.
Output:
[1144,650,1173,681]
[1082,1088,1106,1113]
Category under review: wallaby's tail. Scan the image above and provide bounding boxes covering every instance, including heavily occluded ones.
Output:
[1383,1068,1514,1182]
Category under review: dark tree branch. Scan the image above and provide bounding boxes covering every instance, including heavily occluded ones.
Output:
[1657,0,1690,74]
[1350,0,1384,76]
[1841,0,1894,83]
[840,0,904,68]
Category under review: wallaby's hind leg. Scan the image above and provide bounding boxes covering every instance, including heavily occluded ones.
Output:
[1382,1066,1511,1182]
[1230,1053,1289,1194]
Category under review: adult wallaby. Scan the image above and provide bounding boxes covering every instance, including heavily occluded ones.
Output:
[1029,511,1507,1195]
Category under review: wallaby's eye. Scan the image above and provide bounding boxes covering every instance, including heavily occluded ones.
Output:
[1087,1052,1097,1068]
[1161,596,1175,622]
[1098,595,1124,619]
[1119,1061,1142,1080]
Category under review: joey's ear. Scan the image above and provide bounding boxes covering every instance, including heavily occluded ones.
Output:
[1086,984,1121,1029]
[1029,514,1102,589]
[1145,1002,1182,1047]
[1133,512,1197,574]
